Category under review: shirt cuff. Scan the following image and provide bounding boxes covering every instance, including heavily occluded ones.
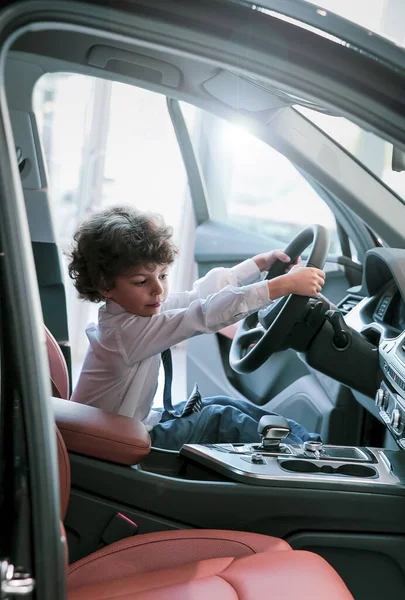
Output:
[241,280,272,312]
[230,259,262,286]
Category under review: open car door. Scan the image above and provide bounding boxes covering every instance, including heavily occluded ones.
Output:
[167,98,377,444]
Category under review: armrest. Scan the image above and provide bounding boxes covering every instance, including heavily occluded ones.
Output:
[52,397,151,465]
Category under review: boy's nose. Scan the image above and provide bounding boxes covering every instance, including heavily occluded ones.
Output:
[152,281,164,295]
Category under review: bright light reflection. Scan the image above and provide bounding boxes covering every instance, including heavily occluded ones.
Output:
[222,121,255,148]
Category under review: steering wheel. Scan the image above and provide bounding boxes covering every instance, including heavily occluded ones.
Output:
[229,225,330,374]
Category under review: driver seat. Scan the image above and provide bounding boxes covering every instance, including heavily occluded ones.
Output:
[49,326,353,599]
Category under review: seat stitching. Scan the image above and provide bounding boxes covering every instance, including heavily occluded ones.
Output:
[68,537,260,575]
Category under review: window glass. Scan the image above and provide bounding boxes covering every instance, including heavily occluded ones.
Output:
[34,74,191,247]
[296,106,405,205]
[34,74,192,386]
[184,108,341,255]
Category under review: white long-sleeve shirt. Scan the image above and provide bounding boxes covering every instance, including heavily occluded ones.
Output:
[71,259,272,429]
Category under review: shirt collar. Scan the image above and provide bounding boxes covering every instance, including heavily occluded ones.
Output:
[102,300,128,316]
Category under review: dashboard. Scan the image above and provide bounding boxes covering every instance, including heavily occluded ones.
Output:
[343,248,405,450]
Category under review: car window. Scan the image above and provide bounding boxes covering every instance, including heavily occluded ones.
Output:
[296,105,405,208]
[34,74,193,382]
[183,106,342,255]
[34,74,192,249]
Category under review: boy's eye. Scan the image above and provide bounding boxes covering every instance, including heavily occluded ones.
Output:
[133,280,147,286]
[160,274,169,280]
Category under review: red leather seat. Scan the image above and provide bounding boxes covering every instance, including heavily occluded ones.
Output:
[45,325,70,400]
[50,326,353,599]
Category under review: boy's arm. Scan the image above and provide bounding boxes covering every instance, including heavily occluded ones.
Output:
[119,265,325,364]
[164,250,294,310]
[163,259,263,311]
[121,280,271,363]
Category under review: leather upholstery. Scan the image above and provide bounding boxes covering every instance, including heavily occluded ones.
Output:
[68,529,290,588]
[45,325,70,400]
[68,543,353,600]
[53,396,151,465]
[48,324,353,600]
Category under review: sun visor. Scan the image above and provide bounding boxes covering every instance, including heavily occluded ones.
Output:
[203,70,288,113]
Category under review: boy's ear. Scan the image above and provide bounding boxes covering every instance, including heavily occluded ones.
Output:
[100,289,113,299]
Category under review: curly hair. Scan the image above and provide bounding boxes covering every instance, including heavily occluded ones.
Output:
[67,206,178,302]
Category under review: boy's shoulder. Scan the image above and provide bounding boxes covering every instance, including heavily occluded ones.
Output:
[98,301,144,328]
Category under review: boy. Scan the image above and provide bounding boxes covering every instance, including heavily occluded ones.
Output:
[69,206,325,450]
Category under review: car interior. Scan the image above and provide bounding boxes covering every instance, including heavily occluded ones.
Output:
[2,1,405,599]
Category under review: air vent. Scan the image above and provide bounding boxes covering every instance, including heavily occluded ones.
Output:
[337,294,363,316]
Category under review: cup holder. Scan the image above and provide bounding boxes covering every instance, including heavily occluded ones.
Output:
[336,464,376,478]
[279,459,377,479]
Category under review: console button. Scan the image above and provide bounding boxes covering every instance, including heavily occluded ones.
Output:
[375,388,388,409]
[251,452,265,464]
[391,408,401,431]
[303,441,323,453]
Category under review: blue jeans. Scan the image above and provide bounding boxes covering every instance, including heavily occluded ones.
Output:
[150,396,321,451]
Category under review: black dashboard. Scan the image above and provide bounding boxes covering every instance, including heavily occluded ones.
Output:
[373,284,403,331]
[343,248,405,451]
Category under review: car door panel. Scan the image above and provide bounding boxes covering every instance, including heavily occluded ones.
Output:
[195,219,352,303]
[187,218,359,441]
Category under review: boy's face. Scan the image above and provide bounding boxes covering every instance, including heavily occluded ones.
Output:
[103,264,169,316]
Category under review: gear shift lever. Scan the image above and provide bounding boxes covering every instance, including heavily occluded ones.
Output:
[257,415,290,450]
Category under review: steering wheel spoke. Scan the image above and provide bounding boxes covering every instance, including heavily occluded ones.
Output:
[238,326,265,351]
[258,296,288,329]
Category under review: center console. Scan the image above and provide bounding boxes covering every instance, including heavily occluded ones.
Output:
[181,441,399,488]
[180,331,405,491]
[180,388,405,492]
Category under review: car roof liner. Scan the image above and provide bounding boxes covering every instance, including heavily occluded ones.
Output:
[11,31,319,118]
[5,0,405,247]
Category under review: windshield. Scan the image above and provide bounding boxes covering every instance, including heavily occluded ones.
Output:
[295,106,405,204]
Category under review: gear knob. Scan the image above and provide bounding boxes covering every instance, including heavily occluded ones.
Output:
[258,415,290,448]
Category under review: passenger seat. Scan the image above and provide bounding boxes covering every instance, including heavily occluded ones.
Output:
[50,325,354,599]
[56,428,353,599]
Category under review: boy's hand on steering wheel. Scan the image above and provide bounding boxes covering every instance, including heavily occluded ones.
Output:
[253,249,301,273]
[268,265,325,300]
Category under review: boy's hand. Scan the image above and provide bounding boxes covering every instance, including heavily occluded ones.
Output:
[268,265,325,300]
[253,250,300,273]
